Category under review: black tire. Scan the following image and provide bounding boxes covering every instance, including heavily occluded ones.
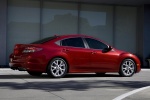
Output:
[47,57,68,78]
[95,73,106,76]
[27,71,42,76]
[119,59,136,77]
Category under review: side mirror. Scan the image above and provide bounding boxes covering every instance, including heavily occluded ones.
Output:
[102,46,112,53]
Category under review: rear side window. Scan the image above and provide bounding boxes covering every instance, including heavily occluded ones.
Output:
[31,36,58,44]
[61,37,85,48]
[85,38,108,50]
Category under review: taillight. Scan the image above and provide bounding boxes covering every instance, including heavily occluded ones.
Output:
[14,49,19,54]
[14,45,19,54]
[22,47,43,53]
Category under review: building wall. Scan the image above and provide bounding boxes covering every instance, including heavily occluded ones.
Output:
[0,0,7,66]
[7,0,41,63]
[6,0,138,64]
[114,6,137,54]
[143,4,150,67]
[0,0,149,68]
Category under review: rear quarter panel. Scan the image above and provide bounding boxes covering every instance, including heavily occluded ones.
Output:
[40,43,72,72]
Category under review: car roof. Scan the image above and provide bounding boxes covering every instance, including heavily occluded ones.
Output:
[57,34,93,39]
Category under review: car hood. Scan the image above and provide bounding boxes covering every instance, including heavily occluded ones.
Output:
[113,48,130,55]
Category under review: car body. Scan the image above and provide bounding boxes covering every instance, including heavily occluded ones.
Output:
[9,34,141,78]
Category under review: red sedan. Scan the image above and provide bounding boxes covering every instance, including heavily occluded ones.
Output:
[9,34,141,78]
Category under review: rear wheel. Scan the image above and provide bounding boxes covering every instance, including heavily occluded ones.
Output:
[47,57,68,78]
[27,71,42,76]
[119,59,136,77]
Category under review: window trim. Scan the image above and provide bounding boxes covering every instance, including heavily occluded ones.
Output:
[60,37,86,49]
[82,38,89,49]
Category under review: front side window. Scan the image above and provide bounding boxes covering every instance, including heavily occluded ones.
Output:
[61,37,85,48]
[85,38,108,50]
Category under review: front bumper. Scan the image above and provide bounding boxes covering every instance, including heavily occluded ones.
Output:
[136,63,141,73]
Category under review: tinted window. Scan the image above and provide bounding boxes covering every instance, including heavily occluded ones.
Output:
[85,38,108,49]
[31,36,58,44]
[62,38,85,48]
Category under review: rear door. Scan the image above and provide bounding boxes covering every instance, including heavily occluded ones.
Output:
[61,37,91,72]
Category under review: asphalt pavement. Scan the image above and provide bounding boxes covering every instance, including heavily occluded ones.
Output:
[0,69,150,100]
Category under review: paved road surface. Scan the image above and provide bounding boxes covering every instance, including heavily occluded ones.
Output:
[0,69,150,100]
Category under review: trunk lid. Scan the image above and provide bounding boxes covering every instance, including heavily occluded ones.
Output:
[13,44,41,55]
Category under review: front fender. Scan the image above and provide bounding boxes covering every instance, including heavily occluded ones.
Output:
[118,53,141,73]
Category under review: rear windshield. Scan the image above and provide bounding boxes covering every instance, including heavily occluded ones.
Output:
[31,36,58,44]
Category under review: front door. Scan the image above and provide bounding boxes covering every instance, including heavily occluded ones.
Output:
[85,38,118,72]
[90,49,118,72]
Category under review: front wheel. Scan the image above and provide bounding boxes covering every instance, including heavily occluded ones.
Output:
[119,59,136,77]
[47,58,68,78]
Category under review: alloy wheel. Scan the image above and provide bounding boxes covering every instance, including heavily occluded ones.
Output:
[120,59,136,77]
[48,58,67,78]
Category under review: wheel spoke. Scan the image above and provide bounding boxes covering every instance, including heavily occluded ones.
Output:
[129,67,134,73]
[55,70,59,76]
[51,65,56,68]
[129,62,133,67]
[122,67,127,71]
[129,66,133,70]
[60,68,65,73]
[59,60,63,65]
[56,60,59,65]
[123,62,127,66]
[127,70,130,75]
[53,61,58,66]
[60,61,65,67]
[51,68,56,72]
[123,70,126,74]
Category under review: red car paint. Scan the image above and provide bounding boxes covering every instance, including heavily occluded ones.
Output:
[9,34,141,75]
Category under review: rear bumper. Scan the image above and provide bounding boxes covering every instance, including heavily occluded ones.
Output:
[9,54,47,72]
[9,61,45,72]
[9,62,27,71]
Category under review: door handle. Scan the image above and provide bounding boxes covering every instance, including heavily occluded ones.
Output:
[62,48,69,52]
[91,51,96,54]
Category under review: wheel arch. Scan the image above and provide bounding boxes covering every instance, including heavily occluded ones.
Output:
[119,57,137,73]
[118,52,139,73]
